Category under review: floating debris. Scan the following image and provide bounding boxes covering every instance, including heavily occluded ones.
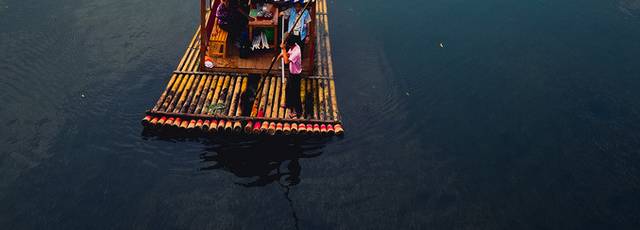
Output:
[439,42,444,48]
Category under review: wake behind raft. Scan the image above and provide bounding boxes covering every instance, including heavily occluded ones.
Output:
[141,0,343,136]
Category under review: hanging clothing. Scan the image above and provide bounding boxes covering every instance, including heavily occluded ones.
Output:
[283,7,312,41]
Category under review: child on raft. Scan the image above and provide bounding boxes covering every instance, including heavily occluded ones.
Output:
[278,39,303,119]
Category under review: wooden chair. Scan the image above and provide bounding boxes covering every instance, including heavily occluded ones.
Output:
[208,20,229,58]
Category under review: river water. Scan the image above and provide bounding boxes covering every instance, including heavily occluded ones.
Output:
[2,0,640,229]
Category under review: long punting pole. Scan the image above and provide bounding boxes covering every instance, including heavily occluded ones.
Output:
[199,0,207,70]
[281,15,286,84]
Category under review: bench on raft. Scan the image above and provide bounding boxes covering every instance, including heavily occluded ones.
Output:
[208,20,229,58]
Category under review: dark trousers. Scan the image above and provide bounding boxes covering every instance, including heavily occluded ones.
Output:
[286,74,302,114]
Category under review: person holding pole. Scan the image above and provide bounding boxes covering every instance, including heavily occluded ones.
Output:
[278,39,303,118]
[262,0,312,119]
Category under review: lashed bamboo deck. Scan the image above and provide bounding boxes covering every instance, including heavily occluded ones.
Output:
[142,0,342,136]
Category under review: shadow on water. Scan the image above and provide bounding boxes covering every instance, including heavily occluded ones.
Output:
[141,127,331,229]
[202,137,327,230]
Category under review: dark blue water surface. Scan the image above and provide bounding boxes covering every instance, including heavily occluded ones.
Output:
[2,0,640,229]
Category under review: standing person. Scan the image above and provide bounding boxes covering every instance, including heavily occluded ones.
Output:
[215,0,235,33]
[231,0,255,48]
[278,39,303,118]
[280,2,312,55]
[217,0,255,47]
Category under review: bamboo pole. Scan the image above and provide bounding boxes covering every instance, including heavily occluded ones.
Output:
[178,75,201,113]
[221,76,236,114]
[162,75,185,111]
[257,77,271,118]
[187,75,207,113]
[208,75,227,114]
[268,77,282,135]
[157,116,167,126]
[318,78,325,121]
[327,124,335,135]
[227,76,243,117]
[209,119,218,134]
[250,77,265,117]
[234,77,248,132]
[174,75,196,113]
[212,75,231,115]
[255,77,270,133]
[237,77,248,117]
[224,120,233,132]
[152,74,178,112]
[300,78,306,119]
[298,122,307,135]
[329,79,339,121]
[176,28,200,71]
[291,123,298,134]
[224,77,241,131]
[263,76,277,133]
[159,74,183,111]
[179,119,189,130]
[170,117,181,128]
[167,75,192,112]
[217,118,226,131]
[246,77,265,133]
[194,76,212,128]
[218,75,232,106]
[334,123,344,135]
[163,34,201,111]
[271,77,281,118]
[149,117,159,126]
[253,78,269,133]
[280,77,288,135]
[195,75,214,114]
[142,115,152,126]
[265,76,277,118]
[188,119,197,129]
[323,79,331,120]
[195,119,204,129]
[279,77,287,118]
[200,75,220,114]
[312,79,319,120]
[164,117,175,127]
[184,38,201,72]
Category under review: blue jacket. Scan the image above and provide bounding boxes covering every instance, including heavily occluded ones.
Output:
[287,8,311,41]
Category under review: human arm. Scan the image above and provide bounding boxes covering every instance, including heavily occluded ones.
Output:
[235,3,256,21]
[280,43,290,64]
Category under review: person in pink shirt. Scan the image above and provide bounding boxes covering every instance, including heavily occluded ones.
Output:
[278,39,303,118]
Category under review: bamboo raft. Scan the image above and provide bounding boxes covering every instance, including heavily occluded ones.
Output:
[142,0,343,136]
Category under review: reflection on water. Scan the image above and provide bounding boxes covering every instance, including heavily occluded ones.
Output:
[200,139,324,187]
[200,139,326,230]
